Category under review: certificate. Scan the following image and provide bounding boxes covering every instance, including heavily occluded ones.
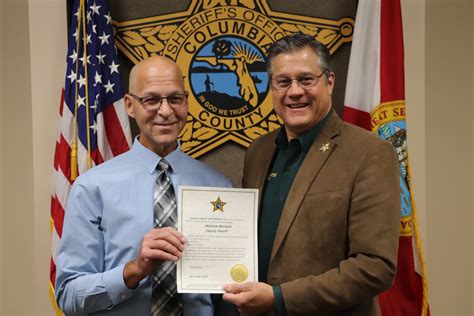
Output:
[177,186,258,293]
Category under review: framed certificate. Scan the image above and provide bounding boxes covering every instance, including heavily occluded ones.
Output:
[177,186,259,293]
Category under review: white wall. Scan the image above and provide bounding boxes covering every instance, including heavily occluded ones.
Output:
[1,0,65,315]
[28,0,68,313]
[402,0,427,245]
[425,0,473,315]
[0,0,4,309]
[1,0,36,315]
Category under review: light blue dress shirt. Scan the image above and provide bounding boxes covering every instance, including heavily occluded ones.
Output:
[56,139,233,316]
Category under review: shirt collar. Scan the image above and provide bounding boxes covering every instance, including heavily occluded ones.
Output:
[131,136,184,175]
[276,110,331,154]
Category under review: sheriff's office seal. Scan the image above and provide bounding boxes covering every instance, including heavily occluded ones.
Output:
[230,264,248,282]
[113,0,354,158]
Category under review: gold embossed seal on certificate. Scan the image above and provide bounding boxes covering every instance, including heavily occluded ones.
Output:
[230,264,248,282]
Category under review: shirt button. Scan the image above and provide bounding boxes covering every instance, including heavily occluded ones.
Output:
[279,196,285,202]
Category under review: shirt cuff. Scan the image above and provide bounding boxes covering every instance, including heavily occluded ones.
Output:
[273,285,287,316]
[102,263,135,305]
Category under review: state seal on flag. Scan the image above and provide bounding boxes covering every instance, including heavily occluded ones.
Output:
[372,100,413,236]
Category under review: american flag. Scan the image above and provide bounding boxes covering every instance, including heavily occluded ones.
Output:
[49,0,131,313]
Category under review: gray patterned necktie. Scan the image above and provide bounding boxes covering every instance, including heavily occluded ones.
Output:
[151,159,182,316]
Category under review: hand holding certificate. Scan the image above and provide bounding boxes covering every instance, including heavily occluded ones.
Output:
[177,186,258,293]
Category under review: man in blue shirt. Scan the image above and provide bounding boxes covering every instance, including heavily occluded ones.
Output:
[56,56,236,315]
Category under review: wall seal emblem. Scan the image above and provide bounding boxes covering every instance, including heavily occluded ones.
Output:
[113,0,354,157]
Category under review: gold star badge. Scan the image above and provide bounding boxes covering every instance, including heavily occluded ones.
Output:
[319,143,330,153]
[211,197,226,212]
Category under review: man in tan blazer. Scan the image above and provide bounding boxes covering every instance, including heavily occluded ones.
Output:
[223,33,400,315]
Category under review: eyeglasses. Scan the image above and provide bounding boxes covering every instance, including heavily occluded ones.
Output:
[271,72,327,92]
[129,92,188,111]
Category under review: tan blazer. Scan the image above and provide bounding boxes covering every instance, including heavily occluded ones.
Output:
[243,111,400,316]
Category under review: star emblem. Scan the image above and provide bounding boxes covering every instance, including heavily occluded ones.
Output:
[94,71,102,86]
[90,2,101,15]
[76,95,86,107]
[211,197,226,212]
[98,31,110,45]
[90,122,98,134]
[104,13,112,25]
[67,70,77,83]
[109,60,119,74]
[79,54,91,65]
[319,143,330,153]
[77,75,86,88]
[104,80,115,93]
[72,28,79,40]
[85,34,92,45]
[96,52,106,64]
[69,49,78,63]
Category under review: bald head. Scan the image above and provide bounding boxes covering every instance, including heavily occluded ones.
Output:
[125,55,189,156]
[129,56,184,93]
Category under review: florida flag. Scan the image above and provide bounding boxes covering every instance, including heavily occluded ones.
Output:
[343,0,429,315]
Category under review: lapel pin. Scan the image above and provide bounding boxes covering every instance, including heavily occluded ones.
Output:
[319,143,330,153]
[267,172,277,180]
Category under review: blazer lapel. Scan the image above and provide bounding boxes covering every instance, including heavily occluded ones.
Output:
[270,111,342,262]
[252,133,278,208]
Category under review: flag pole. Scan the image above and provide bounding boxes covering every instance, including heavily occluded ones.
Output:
[70,0,83,181]
[80,0,93,169]
[407,162,429,316]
